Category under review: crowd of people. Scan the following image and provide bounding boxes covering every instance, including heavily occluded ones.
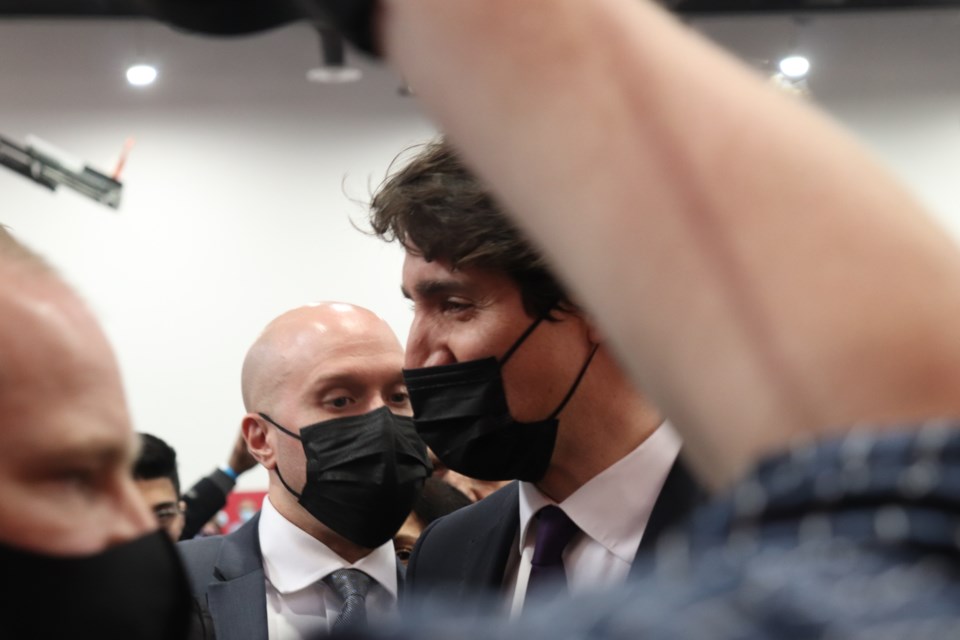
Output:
[4,0,960,638]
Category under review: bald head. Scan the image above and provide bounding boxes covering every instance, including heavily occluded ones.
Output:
[0,227,153,555]
[0,227,114,415]
[241,302,404,413]
[0,225,52,277]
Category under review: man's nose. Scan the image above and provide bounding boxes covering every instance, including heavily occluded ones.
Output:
[405,316,454,369]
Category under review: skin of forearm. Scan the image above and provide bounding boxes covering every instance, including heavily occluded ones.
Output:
[381,0,960,489]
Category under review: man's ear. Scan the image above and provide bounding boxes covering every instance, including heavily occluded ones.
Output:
[586,317,604,346]
[241,413,275,471]
[569,304,603,345]
[559,297,603,345]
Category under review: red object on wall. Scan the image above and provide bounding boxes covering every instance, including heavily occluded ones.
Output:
[214,490,267,535]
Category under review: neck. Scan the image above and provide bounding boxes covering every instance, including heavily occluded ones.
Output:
[535,373,661,502]
[267,485,374,564]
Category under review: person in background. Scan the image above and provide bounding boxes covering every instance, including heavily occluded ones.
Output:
[0,225,190,639]
[178,302,432,640]
[135,433,188,542]
[393,477,472,566]
[135,429,259,542]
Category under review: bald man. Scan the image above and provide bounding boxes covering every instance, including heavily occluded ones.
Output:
[0,226,190,639]
[178,302,431,640]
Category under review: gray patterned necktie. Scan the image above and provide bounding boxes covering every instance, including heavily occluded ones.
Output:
[323,569,374,632]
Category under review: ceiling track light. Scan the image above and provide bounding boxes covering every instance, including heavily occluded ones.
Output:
[306,26,362,84]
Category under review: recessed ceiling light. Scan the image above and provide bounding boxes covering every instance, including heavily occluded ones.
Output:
[307,66,363,84]
[778,55,810,80]
[306,67,363,84]
[126,64,158,87]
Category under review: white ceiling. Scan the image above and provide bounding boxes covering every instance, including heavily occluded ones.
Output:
[0,9,958,114]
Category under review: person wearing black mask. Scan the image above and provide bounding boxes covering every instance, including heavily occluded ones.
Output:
[178,302,431,640]
[369,140,704,615]
[0,226,190,640]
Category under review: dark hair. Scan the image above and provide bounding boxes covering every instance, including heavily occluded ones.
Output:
[412,477,473,526]
[134,433,181,496]
[369,139,573,319]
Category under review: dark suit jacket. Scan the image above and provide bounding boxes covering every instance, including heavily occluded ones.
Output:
[179,512,408,640]
[179,513,267,640]
[404,459,703,613]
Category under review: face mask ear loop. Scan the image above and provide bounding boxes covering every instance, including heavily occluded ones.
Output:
[273,466,303,500]
[257,412,304,499]
[547,342,600,421]
[500,316,547,366]
[258,412,302,440]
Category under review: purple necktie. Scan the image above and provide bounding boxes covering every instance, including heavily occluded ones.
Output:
[526,505,580,599]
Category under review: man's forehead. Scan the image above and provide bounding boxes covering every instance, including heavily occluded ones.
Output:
[259,323,401,392]
[304,339,405,382]
[135,477,179,502]
[401,254,508,297]
[276,314,400,360]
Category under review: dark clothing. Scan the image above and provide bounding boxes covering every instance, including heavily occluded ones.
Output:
[179,513,408,640]
[404,459,704,612]
[180,468,236,541]
[179,513,265,640]
[377,423,960,639]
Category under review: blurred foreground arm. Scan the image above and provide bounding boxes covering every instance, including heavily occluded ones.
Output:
[379,0,960,489]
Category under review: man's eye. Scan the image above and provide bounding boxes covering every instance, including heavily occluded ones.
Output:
[329,396,353,408]
[441,299,472,314]
[395,548,412,562]
[59,469,99,496]
[389,391,410,405]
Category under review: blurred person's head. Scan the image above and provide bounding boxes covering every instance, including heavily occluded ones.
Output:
[371,140,662,501]
[134,433,186,541]
[394,477,472,565]
[241,302,432,561]
[0,226,189,638]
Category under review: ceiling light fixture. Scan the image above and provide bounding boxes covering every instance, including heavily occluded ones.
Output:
[126,64,158,87]
[306,27,362,84]
[778,55,811,80]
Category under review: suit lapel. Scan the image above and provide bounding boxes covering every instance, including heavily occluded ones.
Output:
[396,558,406,599]
[461,482,520,592]
[208,514,268,640]
[630,458,705,578]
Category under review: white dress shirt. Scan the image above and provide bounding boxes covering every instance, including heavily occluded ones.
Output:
[258,497,399,640]
[504,421,681,615]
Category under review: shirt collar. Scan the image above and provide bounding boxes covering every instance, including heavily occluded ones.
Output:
[258,496,398,598]
[518,421,682,562]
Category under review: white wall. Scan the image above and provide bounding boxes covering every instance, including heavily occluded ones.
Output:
[1,10,959,488]
[0,20,437,488]
[696,10,960,236]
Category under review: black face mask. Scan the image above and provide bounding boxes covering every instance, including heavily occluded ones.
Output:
[259,406,432,549]
[0,529,191,640]
[403,316,598,483]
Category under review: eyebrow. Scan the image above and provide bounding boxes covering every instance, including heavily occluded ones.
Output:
[309,370,407,392]
[401,279,470,301]
[33,437,133,471]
